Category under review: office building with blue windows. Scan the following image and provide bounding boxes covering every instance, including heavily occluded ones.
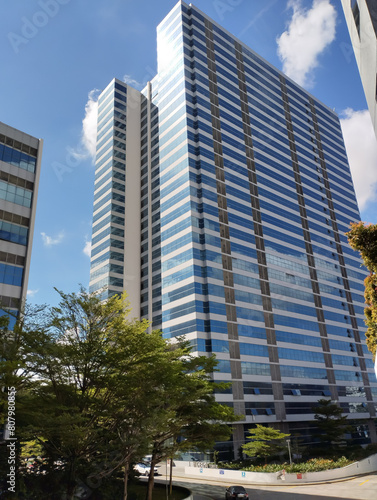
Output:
[0,122,42,327]
[89,1,377,457]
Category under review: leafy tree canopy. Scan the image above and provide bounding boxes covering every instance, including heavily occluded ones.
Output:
[313,399,351,448]
[346,222,377,357]
[242,425,290,463]
[0,288,237,500]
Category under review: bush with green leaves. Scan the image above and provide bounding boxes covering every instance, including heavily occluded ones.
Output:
[218,456,353,473]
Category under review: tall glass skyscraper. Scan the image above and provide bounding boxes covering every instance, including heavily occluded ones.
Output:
[90,1,377,457]
[0,122,42,328]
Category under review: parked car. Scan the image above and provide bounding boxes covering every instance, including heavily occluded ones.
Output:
[225,486,249,500]
[134,462,158,476]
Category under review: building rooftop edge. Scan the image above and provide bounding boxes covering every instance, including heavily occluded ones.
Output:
[99,1,340,119]
[0,121,42,143]
[186,2,338,118]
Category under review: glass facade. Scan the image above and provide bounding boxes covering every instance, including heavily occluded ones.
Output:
[90,1,377,456]
[90,80,127,300]
[0,123,42,328]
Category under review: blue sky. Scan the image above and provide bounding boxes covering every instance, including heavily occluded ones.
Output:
[0,0,376,307]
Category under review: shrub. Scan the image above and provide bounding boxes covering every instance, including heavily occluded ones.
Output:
[219,456,354,473]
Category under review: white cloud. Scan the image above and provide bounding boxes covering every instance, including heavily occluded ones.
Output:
[83,240,91,257]
[41,231,65,247]
[123,74,143,90]
[340,109,377,212]
[276,0,336,87]
[27,289,39,298]
[69,89,100,163]
[82,89,100,159]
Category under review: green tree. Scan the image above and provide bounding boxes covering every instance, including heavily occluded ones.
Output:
[0,303,49,489]
[1,289,238,500]
[346,221,377,358]
[242,425,290,464]
[143,343,238,500]
[99,332,193,500]
[0,289,173,499]
[313,399,351,449]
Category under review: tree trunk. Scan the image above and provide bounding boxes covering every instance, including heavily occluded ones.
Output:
[67,459,77,500]
[169,457,173,495]
[123,461,129,500]
[145,456,157,500]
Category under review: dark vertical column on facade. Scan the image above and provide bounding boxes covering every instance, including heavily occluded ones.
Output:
[140,94,150,323]
[204,19,245,418]
[146,83,154,332]
[279,76,339,400]
[309,98,375,416]
[148,97,162,331]
[234,41,285,421]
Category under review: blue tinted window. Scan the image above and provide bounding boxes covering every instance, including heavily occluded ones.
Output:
[0,143,36,172]
[0,221,28,245]
[241,362,270,376]
[278,348,324,363]
[239,343,269,357]
[276,330,322,347]
[0,182,32,208]
[0,263,23,286]
[280,365,327,379]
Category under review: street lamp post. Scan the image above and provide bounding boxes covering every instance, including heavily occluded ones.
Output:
[166,460,168,500]
[286,438,293,465]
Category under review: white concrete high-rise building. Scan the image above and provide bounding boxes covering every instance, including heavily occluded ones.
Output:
[342,0,377,139]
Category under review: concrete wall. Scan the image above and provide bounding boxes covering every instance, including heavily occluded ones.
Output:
[184,453,377,484]
[123,85,141,318]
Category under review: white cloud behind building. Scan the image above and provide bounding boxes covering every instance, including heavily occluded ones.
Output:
[277,0,337,88]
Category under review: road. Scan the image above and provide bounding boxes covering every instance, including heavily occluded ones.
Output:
[154,464,377,500]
